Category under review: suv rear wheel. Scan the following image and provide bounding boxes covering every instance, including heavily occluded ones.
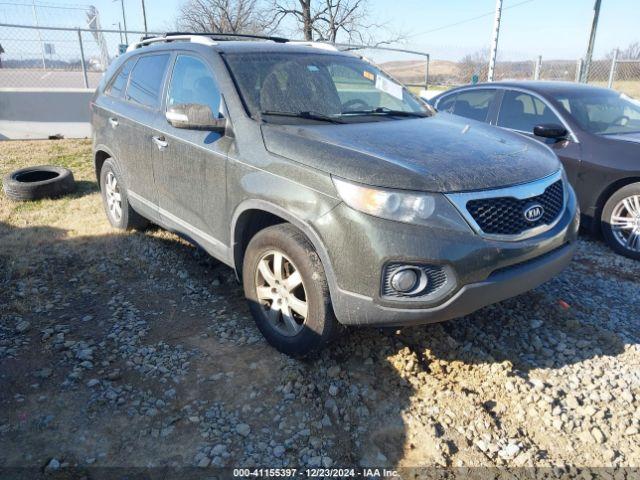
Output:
[99,159,148,230]
[242,224,341,357]
[601,182,640,260]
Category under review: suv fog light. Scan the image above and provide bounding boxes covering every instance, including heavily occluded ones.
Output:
[382,263,452,300]
[390,268,422,293]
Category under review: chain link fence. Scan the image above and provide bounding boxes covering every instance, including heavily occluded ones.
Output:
[0,23,156,89]
[609,59,640,99]
[1,23,639,98]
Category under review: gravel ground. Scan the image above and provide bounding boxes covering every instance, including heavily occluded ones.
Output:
[1,140,639,475]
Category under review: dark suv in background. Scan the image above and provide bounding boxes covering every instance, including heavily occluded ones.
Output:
[431,81,640,260]
[91,34,579,356]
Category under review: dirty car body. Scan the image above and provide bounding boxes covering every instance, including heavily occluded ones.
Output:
[91,36,579,355]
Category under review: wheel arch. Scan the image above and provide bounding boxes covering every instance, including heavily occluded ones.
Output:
[595,176,640,227]
[230,200,338,296]
[93,144,117,183]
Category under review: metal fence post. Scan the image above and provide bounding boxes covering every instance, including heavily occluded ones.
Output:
[424,54,430,90]
[575,59,584,82]
[608,48,618,88]
[534,55,542,80]
[77,29,89,89]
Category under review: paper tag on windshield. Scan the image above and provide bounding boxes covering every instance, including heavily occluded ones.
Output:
[375,76,403,100]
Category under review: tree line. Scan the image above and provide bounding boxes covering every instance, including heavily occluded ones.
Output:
[176,0,402,45]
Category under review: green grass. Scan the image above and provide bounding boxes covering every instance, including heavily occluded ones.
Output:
[0,139,98,229]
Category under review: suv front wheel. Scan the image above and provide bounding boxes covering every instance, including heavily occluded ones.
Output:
[242,224,341,357]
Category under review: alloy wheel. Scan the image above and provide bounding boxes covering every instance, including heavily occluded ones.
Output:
[105,171,123,223]
[610,194,640,252]
[255,250,308,336]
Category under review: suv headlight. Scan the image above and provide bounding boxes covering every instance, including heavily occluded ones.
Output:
[333,177,452,226]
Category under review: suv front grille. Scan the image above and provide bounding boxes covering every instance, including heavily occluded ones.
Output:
[465,180,564,236]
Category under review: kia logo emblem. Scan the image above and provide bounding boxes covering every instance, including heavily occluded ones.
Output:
[524,203,545,222]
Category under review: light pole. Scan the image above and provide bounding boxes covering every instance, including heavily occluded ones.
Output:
[581,0,602,83]
[114,0,129,44]
[141,0,148,35]
[31,0,46,69]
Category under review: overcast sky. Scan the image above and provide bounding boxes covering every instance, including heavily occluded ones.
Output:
[0,0,636,61]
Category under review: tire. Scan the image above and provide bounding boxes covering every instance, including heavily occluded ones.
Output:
[242,224,341,357]
[601,182,640,260]
[2,165,76,201]
[99,158,148,230]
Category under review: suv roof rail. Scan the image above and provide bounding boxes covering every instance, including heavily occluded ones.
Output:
[143,31,289,43]
[126,34,217,52]
[127,32,291,52]
[290,41,339,51]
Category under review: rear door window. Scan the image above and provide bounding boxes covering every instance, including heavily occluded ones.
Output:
[451,89,496,122]
[498,90,561,133]
[125,54,171,109]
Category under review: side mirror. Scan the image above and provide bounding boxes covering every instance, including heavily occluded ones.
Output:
[533,123,568,139]
[166,103,226,133]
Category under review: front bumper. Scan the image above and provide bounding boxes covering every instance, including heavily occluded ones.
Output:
[330,241,575,326]
[313,185,580,326]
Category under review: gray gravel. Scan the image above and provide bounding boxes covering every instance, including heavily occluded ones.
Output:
[0,230,638,471]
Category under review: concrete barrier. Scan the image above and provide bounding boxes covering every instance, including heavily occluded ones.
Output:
[0,88,93,140]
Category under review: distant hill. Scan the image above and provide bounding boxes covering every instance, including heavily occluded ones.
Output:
[381,59,460,85]
[379,58,601,85]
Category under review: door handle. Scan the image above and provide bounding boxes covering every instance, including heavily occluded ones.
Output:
[108,117,118,128]
[152,135,168,150]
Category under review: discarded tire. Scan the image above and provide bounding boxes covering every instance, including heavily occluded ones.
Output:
[2,165,76,201]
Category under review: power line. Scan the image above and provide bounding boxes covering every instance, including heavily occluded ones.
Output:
[0,1,92,11]
[407,0,536,38]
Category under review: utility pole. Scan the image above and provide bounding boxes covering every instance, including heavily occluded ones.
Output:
[141,0,148,34]
[115,0,129,44]
[487,0,503,82]
[581,0,602,83]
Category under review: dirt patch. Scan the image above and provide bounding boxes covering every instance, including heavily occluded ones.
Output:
[1,139,639,472]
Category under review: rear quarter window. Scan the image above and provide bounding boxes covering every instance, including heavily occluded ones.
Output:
[452,89,496,122]
[105,57,136,98]
[436,94,456,112]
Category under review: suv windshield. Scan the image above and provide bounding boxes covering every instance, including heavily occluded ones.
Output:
[223,51,430,123]
[553,89,640,135]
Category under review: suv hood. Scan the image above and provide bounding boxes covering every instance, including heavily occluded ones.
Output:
[261,113,560,192]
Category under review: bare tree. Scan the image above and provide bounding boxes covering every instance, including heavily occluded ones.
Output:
[458,49,489,82]
[607,42,640,60]
[315,0,369,43]
[271,0,325,40]
[271,0,403,45]
[178,0,274,34]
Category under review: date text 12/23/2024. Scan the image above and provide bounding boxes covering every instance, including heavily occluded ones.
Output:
[232,468,399,477]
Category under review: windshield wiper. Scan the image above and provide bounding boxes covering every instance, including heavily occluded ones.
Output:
[260,110,345,124]
[343,107,429,118]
